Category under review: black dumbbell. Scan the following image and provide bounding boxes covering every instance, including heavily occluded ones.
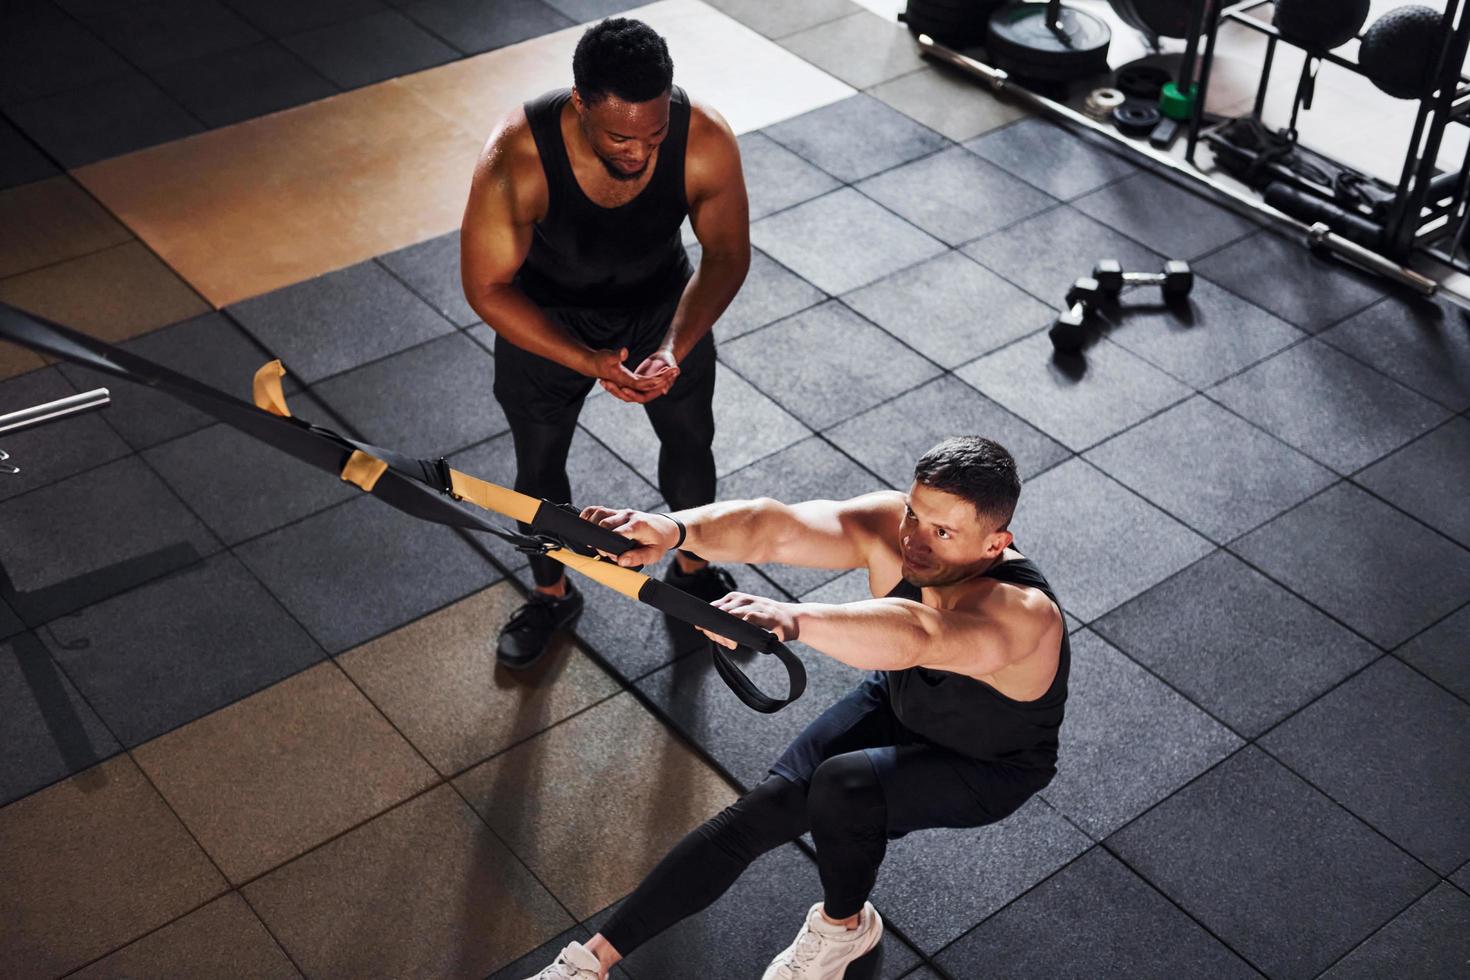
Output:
[1049,276,1103,354]
[1093,259,1194,300]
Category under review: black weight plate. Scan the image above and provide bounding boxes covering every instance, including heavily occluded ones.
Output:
[1112,102,1160,136]
[986,2,1112,81]
[1114,63,1172,100]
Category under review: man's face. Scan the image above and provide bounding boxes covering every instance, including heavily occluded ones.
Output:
[899,482,1011,588]
[572,88,671,182]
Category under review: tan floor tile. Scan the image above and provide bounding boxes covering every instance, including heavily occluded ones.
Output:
[72,893,301,980]
[133,662,438,884]
[0,241,208,343]
[0,341,49,381]
[338,581,620,776]
[0,756,226,977]
[455,691,737,920]
[0,176,132,280]
[244,784,573,979]
[868,62,1031,142]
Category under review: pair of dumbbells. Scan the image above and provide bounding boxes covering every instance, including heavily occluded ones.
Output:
[1047,259,1194,353]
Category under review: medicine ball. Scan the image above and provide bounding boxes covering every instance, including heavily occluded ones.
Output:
[1273,0,1370,51]
[1360,5,1444,98]
[903,0,1008,48]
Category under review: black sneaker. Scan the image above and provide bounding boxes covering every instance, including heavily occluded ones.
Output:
[497,582,583,670]
[663,562,738,603]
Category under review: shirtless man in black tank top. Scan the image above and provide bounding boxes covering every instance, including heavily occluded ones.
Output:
[461,19,750,669]
[522,437,1069,980]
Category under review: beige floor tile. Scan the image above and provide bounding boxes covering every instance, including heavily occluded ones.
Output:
[868,62,1031,142]
[455,691,737,920]
[779,10,926,91]
[0,756,226,978]
[72,893,301,980]
[0,341,48,381]
[133,662,438,884]
[244,784,573,979]
[338,581,620,777]
[0,241,208,342]
[0,176,131,279]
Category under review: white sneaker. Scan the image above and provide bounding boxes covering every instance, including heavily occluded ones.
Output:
[520,940,603,980]
[761,901,883,980]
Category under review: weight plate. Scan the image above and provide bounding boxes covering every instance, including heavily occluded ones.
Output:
[986,2,1112,81]
[1111,102,1161,136]
[1113,63,1172,100]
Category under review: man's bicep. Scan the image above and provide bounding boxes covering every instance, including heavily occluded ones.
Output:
[460,172,531,296]
[687,108,749,260]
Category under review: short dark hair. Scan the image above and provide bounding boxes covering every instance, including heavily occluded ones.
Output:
[913,437,1021,529]
[573,18,674,104]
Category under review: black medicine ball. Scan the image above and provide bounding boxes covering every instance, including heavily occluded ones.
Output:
[1273,0,1371,51]
[1359,5,1445,99]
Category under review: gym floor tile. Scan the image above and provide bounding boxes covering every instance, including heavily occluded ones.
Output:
[581,363,809,487]
[722,299,941,430]
[0,5,131,105]
[222,0,387,36]
[0,241,209,344]
[76,0,263,70]
[1093,551,1377,738]
[717,436,884,597]
[1209,341,1451,475]
[867,62,1030,143]
[763,94,948,184]
[702,0,859,39]
[1319,292,1470,412]
[1320,882,1470,980]
[1072,171,1261,261]
[310,331,505,457]
[56,311,286,451]
[144,414,360,546]
[133,661,436,883]
[487,921,634,980]
[1261,657,1470,875]
[0,598,21,640]
[0,455,220,625]
[752,189,947,295]
[738,130,843,221]
[779,10,925,90]
[690,244,826,342]
[956,332,1192,452]
[1108,747,1436,980]
[233,493,502,654]
[1008,459,1213,622]
[0,175,131,279]
[6,71,204,168]
[877,797,1093,952]
[857,145,1056,247]
[0,367,132,503]
[541,0,645,18]
[75,81,483,309]
[1236,481,1470,649]
[148,40,340,129]
[70,892,301,980]
[841,249,1055,367]
[229,260,457,384]
[0,755,225,978]
[281,9,457,89]
[1356,416,1470,547]
[963,203,1163,305]
[400,0,573,55]
[936,847,1261,980]
[244,784,574,978]
[1083,396,1336,544]
[377,229,481,327]
[1193,229,1386,334]
[1039,630,1241,839]
[0,118,57,189]
[593,845,923,979]
[1395,604,1470,703]
[1100,277,1305,389]
[338,581,621,775]
[455,692,739,919]
[1456,862,1470,895]
[0,342,46,382]
[899,969,942,980]
[0,632,120,806]
[966,118,1137,201]
[42,552,325,748]
[826,375,1070,490]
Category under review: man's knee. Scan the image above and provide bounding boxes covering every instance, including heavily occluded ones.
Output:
[808,753,886,834]
[699,774,807,861]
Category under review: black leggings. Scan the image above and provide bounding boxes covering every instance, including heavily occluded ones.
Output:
[601,758,886,955]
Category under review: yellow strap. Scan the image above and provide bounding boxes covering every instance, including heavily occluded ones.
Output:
[447,467,539,523]
[546,547,646,600]
[252,360,291,417]
[340,449,389,491]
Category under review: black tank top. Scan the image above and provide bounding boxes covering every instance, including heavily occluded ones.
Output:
[884,555,1069,772]
[516,86,694,309]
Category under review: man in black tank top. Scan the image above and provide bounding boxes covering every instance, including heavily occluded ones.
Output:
[521,438,1069,980]
[460,19,751,670]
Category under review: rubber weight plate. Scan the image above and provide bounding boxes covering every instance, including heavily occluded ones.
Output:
[986,2,1112,81]
[1111,102,1160,136]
